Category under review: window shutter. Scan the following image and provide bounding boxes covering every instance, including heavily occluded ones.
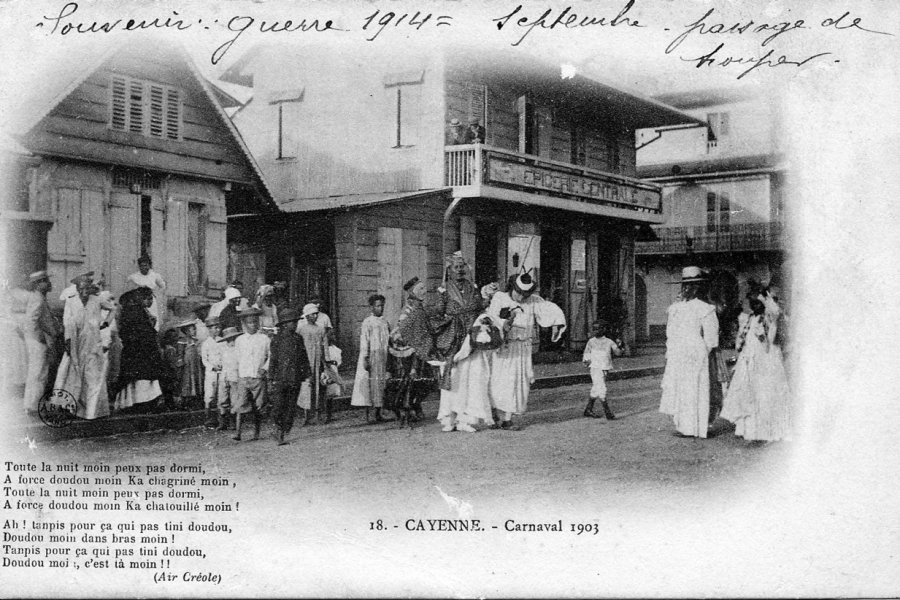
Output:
[110,76,127,131]
[165,88,181,140]
[205,204,228,293]
[148,84,164,138]
[128,79,144,134]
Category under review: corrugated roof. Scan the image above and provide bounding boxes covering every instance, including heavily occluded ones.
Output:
[278,188,452,213]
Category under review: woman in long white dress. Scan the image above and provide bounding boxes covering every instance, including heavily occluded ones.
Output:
[721,292,792,442]
[127,255,166,331]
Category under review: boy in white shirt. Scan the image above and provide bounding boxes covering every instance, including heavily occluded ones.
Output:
[232,308,270,441]
[582,319,623,420]
[200,316,225,429]
[215,326,242,431]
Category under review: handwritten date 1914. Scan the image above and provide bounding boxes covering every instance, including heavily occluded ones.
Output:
[362,10,452,42]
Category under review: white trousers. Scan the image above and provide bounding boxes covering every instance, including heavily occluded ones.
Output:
[23,338,49,412]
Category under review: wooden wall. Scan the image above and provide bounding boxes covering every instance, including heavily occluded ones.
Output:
[24,46,253,184]
[331,192,452,363]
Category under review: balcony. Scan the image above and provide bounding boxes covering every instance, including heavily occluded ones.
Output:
[635,222,784,255]
[445,144,664,223]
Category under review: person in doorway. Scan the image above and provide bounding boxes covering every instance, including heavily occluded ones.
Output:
[22,271,58,414]
[232,308,270,441]
[268,308,309,445]
[582,319,623,420]
[488,271,566,430]
[127,255,166,331]
[351,294,391,423]
[659,266,720,438]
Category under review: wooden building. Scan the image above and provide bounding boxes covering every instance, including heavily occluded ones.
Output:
[635,89,788,342]
[0,41,272,317]
[223,45,700,360]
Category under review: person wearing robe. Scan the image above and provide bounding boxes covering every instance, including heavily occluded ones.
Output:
[216,287,244,331]
[721,290,792,442]
[268,308,310,445]
[22,271,57,413]
[54,276,114,420]
[115,288,167,412]
[126,255,166,331]
[659,267,720,438]
[488,271,566,429]
[351,294,391,423]
[296,303,330,425]
[389,277,437,427]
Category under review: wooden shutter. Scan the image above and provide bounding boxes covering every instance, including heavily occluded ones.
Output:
[148,84,165,138]
[206,203,228,293]
[459,216,477,284]
[108,192,139,294]
[166,88,181,140]
[165,198,187,297]
[110,76,127,131]
[82,190,105,280]
[128,79,144,134]
[377,227,403,325]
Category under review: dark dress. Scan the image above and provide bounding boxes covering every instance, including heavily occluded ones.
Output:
[117,304,168,390]
[269,328,310,433]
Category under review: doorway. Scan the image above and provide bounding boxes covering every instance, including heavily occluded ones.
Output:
[538,228,566,353]
[474,221,500,288]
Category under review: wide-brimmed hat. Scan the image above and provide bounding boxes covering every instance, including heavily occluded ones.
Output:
[403,277,420,292]
[277,308,302,325]
[301,303,319,318]
[449,118,461,127]
[224,286,242,300]
[238,307,262,318]
[217,327,243,342]
[70,270,95,285]
[29,270,49,284]
[669,266,707,284]
[174,318,197,330]
[513,271,535,294]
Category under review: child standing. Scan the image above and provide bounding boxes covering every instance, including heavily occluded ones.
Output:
[351,294,391,424]
[268,308,309,445]
[175,319,204,410]
[160,328,182,411]
[232,308,270,441]
[216,326,242,430]
[200,316,225,429]
[582,319,623,420]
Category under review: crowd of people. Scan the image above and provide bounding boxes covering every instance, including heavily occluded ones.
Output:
[5,253,791,446]
[659,266,792,443]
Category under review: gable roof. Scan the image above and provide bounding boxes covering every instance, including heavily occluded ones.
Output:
[0,40,276,211]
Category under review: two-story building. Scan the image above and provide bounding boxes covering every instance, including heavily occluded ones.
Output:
[222,45,700,360]
[635,88,788,342]
[0,41,272,318]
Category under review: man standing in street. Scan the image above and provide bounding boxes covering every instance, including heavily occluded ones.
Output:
[22,271,57,414]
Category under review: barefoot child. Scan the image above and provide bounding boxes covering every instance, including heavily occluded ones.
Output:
[351,294,391,424]
[215,326,242,430]
[582,319,623,420]
[232,308,270,441]
[200,316,225,428]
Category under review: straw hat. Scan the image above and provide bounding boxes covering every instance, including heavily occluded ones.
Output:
[217,327,243,342]
[174,318,197,330]
[669,266,707,284]
[301,303,319,318]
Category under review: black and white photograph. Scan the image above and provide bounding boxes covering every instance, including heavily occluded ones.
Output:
[1,0,898,596]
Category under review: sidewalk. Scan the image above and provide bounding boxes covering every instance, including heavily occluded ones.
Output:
[9,348,666,442]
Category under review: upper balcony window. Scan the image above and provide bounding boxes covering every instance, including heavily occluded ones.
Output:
[707,191,730,233]
[109,75,182,140]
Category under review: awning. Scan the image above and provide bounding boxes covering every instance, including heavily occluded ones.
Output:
[277,188,453,213]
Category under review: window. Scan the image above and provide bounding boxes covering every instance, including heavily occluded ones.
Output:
[384,71,424,148]
[607,135,621,173]
[570,125,586,166]
[706,191,731,233]
[139,195,152,259]
[110,75,182,140]
[270,89,304,160]
[706,112,730,141]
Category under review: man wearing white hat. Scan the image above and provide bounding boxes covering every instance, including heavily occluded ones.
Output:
[22,271,57,413]
[659,266,720,438]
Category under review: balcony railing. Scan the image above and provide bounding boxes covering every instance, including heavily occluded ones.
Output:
[635,222,783,255]
[445,144,662,215]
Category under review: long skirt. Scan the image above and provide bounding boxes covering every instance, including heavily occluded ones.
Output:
[438,351,494,425]
[490,339,533,415]
[721,345,792,441]
[54,352,110,420]
[115,380,162,411]
[659,344,710,438]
